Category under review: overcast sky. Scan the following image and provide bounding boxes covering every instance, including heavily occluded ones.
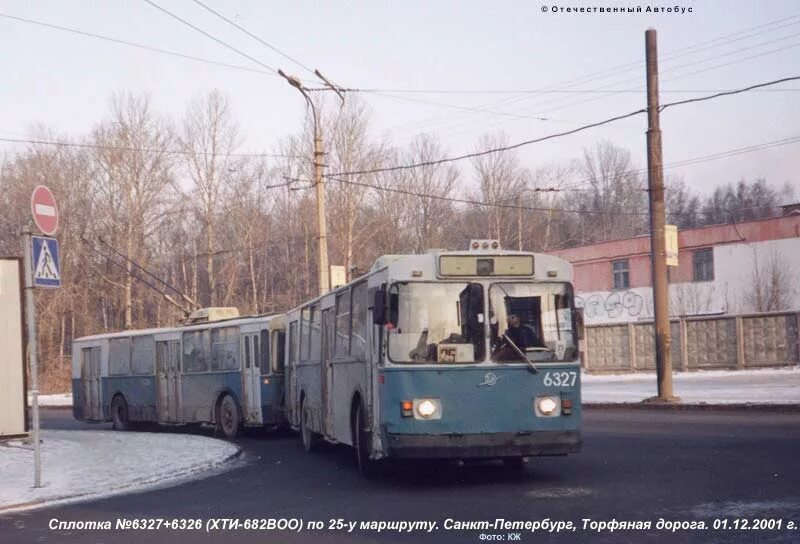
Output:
[1,0,798,197]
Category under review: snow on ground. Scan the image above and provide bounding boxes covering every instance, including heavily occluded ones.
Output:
[0,430,239,513]
[582,367,800,404]
[37,367,800,409]
[27,393,72,407]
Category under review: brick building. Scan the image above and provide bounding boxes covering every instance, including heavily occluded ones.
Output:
[551,214,800,325]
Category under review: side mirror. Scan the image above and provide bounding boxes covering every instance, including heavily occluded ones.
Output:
[372,289,386,325]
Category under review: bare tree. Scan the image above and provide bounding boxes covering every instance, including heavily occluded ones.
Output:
[180,90,241,306]
[743,248,797,312]
[91,92,175,328]
[470,132,525,244]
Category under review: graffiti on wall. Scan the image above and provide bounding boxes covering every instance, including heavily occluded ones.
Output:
[575,291,645,320]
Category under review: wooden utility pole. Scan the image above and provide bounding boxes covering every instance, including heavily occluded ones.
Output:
[645,28,677,401]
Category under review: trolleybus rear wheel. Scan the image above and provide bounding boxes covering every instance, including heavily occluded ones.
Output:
[216,394,240,439]
[111,395,131,431]
[300,400,319,453]
[354,404,379,479]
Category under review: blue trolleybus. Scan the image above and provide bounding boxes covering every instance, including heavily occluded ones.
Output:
[72,309,286,438]
[286,240,583,477]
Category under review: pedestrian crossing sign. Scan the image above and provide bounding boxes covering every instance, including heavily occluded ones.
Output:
[32,236,61,288]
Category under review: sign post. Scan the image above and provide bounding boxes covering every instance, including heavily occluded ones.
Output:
[22,224,42,488]
[24,184,59,488]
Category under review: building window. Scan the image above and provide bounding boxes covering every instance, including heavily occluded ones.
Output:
[612,260,630,289]
[693,248,714,282]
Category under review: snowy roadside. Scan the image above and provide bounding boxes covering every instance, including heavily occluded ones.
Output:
[582,366,800,405]
[27,393,72,407]
[0,430,240,514]
[30,367,800,411]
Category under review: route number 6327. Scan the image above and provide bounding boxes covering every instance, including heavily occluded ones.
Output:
[543,371,578,387]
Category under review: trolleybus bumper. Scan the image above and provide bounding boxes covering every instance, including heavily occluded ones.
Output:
[385,430,581,459]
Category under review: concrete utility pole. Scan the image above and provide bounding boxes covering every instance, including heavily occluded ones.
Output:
[645,29,678,402]
[279,69,330,296]
[22,224,42,487]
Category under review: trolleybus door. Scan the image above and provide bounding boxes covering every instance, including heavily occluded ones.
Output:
[81,347,102,420]
[242,333,263,424]
[321,308,334,437]
[156,340,181,422]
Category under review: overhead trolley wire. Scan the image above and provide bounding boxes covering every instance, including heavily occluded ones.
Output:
[0,12,275,77]
[189,0,316,77]
[0,137,303,159]
[142,0,281,76]
[323,75,800,178]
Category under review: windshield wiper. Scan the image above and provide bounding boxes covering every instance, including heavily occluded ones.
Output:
[502,333,538,373]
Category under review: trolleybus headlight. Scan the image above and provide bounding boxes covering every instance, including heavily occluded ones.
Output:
[412,398,442,420]
[535,396,560,416]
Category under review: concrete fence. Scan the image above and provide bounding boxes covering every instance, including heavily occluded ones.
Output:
[583,311,800,372]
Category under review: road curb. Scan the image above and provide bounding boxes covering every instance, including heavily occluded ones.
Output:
[584,402,800,412]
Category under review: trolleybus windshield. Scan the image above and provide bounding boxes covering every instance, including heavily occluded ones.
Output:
[387,282,485,364]
[489,282,578,363]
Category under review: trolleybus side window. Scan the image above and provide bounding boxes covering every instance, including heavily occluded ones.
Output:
[211,327,240,371]
[351,282,368,359]
[260,329,269,373]
[386,282,484,364]
[131,335,155,375]
[300,308,311,360]
[289,321,298,364]
[335,290,351,358]
[309,303,321,361]
[272,330,286,374]
[109,337,131,376]
[183,329,210,373]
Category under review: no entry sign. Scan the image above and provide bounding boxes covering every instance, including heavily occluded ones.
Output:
[31,185,58,236]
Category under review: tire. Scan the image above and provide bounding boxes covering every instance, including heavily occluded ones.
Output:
[354,403,379,479]
[216,394,240,439]
[111,395,131,431]
[503,456,527,471]
[300,400,319,453]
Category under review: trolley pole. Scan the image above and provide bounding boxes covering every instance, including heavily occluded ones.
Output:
[645,29,677,402]
[22,224,42,487]
[279,69,330,296]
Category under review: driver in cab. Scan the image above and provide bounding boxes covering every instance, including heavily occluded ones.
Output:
[492,313,540,361]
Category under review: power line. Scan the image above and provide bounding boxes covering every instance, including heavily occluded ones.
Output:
[0,136,303,159]
[660,76,800,110]
[324,75,800,179]
[444,37,800,139]
[325,173,789,218]
[190,0,316,77]
[0,12,275,77]
[80,236,192,315]
[96,236,200,309]
[532,134,800,194]
[387,22,800,139]
[142,0,280,76]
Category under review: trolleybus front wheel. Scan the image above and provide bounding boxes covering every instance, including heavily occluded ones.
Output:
[111,395,131,431]
[216,394,240,439]
[354,404,379,479]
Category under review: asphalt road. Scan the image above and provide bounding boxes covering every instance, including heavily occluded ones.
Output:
[1,408,798,544]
